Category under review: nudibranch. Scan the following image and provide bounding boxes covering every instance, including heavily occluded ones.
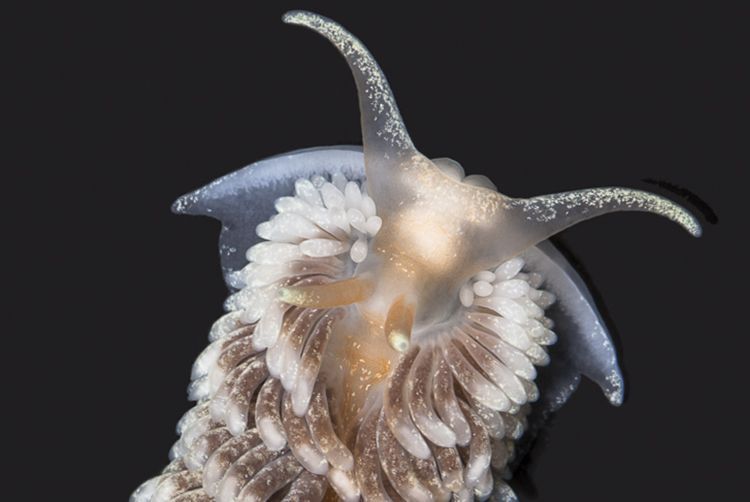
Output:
[132,10,701,502]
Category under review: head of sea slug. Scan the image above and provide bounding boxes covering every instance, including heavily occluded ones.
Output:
[277,10,701,354]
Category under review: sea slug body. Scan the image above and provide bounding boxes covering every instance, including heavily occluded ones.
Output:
[132,10,701,501]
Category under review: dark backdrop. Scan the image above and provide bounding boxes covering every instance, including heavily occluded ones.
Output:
[7,2,747,501]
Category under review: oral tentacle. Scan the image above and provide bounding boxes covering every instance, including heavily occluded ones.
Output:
[278,276,374,308]
[384,294,415,353]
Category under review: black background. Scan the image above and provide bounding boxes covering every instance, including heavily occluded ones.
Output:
[7,1,748,501]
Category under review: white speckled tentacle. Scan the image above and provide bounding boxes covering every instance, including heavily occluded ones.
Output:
[282,11,415,168]
[513,187,702,237]
[480,186,702,272]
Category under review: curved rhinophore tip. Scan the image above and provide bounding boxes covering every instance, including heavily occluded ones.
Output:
[514,187,702,238]
[282,10,416,186]
[485,186,702,266]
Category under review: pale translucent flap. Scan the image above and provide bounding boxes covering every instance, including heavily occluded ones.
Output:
[172,146,625,446]
[523,241,624,409]
[172,146,364,282]
[514,242,626,467]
